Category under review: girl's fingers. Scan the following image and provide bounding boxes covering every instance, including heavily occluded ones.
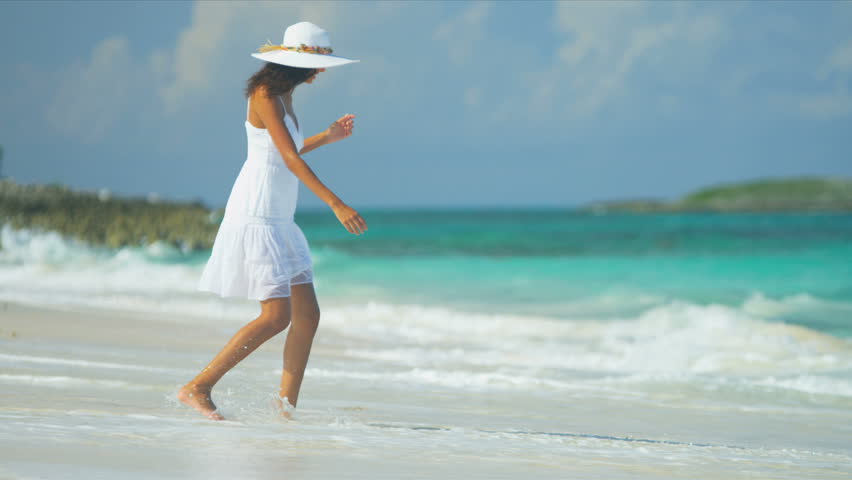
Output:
[340,215,366,235]
[345,218,358,234]
[353,216,367,234]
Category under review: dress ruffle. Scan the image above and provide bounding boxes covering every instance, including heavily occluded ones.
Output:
[197,217,313,300]
[198,98,310,301]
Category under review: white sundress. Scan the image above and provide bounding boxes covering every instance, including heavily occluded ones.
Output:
[197,97,313,301]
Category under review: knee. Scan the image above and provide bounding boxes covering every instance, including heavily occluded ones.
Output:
[258,310,290,333]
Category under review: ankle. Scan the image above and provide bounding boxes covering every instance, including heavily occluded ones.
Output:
[183,382,213,394]
[277,393,296,409]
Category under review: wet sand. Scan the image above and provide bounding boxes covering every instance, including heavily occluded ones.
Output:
[1,300,851,480]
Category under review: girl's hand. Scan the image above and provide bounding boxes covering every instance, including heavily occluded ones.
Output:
[326,114,355,144]
[332,203,368,235]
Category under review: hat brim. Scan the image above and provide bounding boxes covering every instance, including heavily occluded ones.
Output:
[251,51,359,69]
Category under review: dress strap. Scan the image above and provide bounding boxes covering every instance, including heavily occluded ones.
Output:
[246,98,250,122]
[276,96,286,122]
[278,95,299,133]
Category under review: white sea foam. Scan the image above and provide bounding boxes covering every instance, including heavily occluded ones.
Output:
[0,353,185,374]
[321,301,852,376]
[302,367,579,392]
[2,224,851,383]
[753,375,852,398]
[0,225,259,322]
[0,373,155,390]
[743,291,852,316]
[592,302,851,374]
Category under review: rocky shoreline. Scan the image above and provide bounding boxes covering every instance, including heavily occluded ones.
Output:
[0,179,224,252]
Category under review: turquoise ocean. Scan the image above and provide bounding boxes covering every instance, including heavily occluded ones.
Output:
[4,210,851,336]
[301,210,852,337]
[2,210,851,478]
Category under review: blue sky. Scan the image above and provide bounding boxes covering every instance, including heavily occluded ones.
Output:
[1,0,851,209]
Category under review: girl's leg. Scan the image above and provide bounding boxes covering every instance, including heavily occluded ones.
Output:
[279,282,320,408]
[178,297,291,420]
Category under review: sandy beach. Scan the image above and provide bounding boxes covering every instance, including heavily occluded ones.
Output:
[4,0,852,476]
[2,298,850,479]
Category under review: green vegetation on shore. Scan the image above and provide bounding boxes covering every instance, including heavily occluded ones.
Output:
[581,177,852,213]
[0,179,224,252]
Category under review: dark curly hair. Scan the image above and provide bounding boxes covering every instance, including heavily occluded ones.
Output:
[244,62,317,99]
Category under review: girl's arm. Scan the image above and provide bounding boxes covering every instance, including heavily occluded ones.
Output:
[253,89,367,235]
[299,114,355,155]
[299,131,330,155]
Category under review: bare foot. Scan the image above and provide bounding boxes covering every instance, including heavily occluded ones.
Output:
[177,384,225,421]
[273,395,295,420]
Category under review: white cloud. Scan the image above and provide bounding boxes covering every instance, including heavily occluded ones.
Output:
[778,37,852,119]
[158,2,235,113]
[796,38,852,118]
[42,0,850,147]
[798,88,852,118]
[707,9,852,120]
[720,64,763,99]
[41,1,366,141]
[829,40,852,72]
[555,1,645,67]
[433,1,492,66]
[818,38,852,79]
[463,87,482,107]
[512,1,725,121]
[44,36,146,143]
[552,1,667,116]
[432,2,492,111]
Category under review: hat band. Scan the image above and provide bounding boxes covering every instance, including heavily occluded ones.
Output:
[257,41,333,55]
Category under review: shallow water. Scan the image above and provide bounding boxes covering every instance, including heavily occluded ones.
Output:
[1,212,851,478]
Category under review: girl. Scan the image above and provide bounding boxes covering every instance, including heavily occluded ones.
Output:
[183,21,366,420]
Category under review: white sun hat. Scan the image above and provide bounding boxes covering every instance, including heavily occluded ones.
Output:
[250,21,359,69]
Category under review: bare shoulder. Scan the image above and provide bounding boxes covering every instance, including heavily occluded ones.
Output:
[248,86,282,129]
[252,85,278,107]
[250,87,297,156]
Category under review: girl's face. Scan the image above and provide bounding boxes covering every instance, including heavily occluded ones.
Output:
[304,68,326,84]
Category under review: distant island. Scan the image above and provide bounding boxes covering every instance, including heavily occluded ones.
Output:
[580,177,852,213]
